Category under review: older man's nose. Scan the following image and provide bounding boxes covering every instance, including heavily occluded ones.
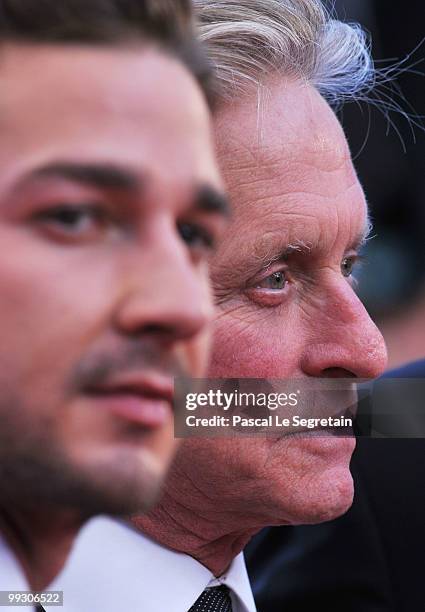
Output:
[301,283,388,379]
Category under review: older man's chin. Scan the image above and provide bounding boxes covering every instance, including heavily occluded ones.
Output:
[258,434,356,526]
[291,464,354,526]
[254,468,354,531]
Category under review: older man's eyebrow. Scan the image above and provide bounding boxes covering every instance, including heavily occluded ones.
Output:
[193,185,231,218]
[26,162,139,191]
[350,221,374,252]
[254,240,312,269]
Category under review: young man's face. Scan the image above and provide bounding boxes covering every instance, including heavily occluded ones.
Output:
[0,43,228,514]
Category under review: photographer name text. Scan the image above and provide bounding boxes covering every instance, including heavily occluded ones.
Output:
[186,415,353,429]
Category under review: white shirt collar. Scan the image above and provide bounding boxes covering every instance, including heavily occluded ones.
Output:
[0,531,29,590]
[52,515,256,612]
[0,531,35,611]
[206,554,257,612]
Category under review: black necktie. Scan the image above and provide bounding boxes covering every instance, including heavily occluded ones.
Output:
[189,585,233,612]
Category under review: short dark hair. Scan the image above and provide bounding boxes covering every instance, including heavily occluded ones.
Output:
[0,0,214,105]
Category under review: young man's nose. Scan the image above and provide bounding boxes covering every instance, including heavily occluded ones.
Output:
[113,233,213,343]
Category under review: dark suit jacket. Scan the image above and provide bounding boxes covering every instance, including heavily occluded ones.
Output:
[245,360,425,611]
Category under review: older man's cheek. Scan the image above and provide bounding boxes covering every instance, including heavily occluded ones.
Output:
[208,318,293,378]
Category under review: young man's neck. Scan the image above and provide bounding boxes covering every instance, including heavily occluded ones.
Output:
[0,506,84,590]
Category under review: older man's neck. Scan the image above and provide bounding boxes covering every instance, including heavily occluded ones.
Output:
[0,505,84,590]
[132,495,259,577]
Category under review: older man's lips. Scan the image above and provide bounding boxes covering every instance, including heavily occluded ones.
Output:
[85,373,174,428]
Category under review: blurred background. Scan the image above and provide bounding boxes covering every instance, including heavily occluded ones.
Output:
[324,0,425,368]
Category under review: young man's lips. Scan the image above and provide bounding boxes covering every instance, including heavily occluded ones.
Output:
[84,374,174,428]
[87,393,172,428]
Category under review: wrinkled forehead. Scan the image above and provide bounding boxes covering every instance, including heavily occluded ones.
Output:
[212,77,368,267]
[215,77,354,190]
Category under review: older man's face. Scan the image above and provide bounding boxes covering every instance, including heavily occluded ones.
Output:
[0,44,228,515]
[174,79,387,525]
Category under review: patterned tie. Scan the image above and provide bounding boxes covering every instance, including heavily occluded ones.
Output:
[188,585,233,612]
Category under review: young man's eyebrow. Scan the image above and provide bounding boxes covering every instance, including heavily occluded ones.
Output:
[26,162,139,191]
[193,185,231,218]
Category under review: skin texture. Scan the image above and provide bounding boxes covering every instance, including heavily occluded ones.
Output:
[135,78,388,576]
[0,43,228,588]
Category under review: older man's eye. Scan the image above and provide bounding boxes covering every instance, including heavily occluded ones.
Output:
[256,271,287,290]
[341,256,357,277]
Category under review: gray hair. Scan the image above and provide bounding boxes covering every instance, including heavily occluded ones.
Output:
[194,0,375,107]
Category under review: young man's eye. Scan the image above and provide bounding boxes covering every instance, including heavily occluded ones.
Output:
[178,221,215,252]
[33,204,110,240]
[38,205,103,227]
